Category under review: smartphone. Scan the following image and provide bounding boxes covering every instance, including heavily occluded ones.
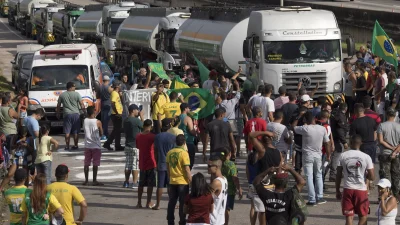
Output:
[139,105,143,111]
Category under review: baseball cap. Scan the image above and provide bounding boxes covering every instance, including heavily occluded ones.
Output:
[377,178,391,188]
[162,118,173,130]
[367,59,375,65]
[301,94,313,102]
[55,164,70,177]
[103,75,110,81]
[128,104,139,112]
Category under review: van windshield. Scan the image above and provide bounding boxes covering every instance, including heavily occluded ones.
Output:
[30,65,89,90]
[263,40,341,64]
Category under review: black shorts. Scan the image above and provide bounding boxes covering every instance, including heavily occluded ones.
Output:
[139,168,156,187]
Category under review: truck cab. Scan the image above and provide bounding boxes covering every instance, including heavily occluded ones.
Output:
[34,4,64,45]
[243,6,343,96]
[28,44,102,127]
[53,6,84,44]
[29,2,53,39]
[0,1,8,17]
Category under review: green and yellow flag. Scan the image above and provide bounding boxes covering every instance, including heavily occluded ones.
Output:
[171,88,214,119]
[170,76,189,89]
[193,55,210,85]
[372,21,398,71]
[147,62,170,80]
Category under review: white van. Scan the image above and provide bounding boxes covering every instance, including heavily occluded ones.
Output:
[28,43,102,127]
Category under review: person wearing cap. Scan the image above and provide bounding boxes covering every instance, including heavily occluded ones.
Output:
[251,84,275,123]
[99,75,112,141]
[377,108,400,199]
[376,178,398,225]
[4,168,27,225]
[136,119,156,208]
[82,106,103,186]
[103,81,124,151]
[336,135,374,225]
[153,118,176,210]
[293,111,330,206]
[56,81,85,150]
[253,164,306,225]
[178,103,197,169]
[151,83,170,134]
[123,104,144,188]
[274,86,289,110]
[48,164,87,225]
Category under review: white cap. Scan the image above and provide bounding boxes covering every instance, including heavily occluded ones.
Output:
[103,75,110,81]
[377,178,391,188]
[301,94,313,102]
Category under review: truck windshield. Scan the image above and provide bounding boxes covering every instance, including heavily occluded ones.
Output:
[30,65,89,90]
[110,21,122,37]
[263,40,341,64]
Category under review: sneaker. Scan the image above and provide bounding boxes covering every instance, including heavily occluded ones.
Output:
[103,143,113,151]
[317,199,327,205]
[132,183,138,189]
[123,181,129,188]
[100,136,107,142]
[306,201,317,206]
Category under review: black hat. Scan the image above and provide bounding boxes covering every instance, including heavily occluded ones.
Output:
[55,164,69,177]
[128,104,139,112]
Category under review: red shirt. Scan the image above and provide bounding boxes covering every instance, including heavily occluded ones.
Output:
[136,132,156,170]
[185,194,214,224]
[243,118,267,150]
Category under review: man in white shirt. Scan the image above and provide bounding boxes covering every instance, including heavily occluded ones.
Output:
[267,109,292,161]
[335,134,374,225]
[251,84,275,122]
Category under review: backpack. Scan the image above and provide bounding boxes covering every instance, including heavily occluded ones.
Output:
[290,186,308,225]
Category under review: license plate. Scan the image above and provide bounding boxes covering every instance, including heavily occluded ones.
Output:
[50,121,63,127]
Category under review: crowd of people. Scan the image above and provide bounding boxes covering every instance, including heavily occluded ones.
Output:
[1,44,400,225]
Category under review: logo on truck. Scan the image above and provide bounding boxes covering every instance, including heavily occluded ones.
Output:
[282,30,325,36]
[299,76,312,88]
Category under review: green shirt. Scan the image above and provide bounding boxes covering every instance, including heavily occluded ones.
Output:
[124,117,143,148]
[58,91,82,115]
[4,185,27,225]
[221,160,238,195]
[0,106,17,135]
[179,114,195,144]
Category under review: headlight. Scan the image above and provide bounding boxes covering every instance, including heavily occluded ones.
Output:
[334,82,341,91]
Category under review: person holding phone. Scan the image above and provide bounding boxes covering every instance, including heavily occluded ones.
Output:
[376,178,397,225]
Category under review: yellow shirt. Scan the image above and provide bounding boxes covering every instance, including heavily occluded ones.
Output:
[5,185,27,225]
[47,182,85,225]
[35,136,52,164]
[152,92,170,120]
[159,102,181,118]
[166,147,190,185]
[20,193,61,214]
[110,91,123,114]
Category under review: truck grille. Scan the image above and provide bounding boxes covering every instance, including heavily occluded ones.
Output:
[282,72,327,97]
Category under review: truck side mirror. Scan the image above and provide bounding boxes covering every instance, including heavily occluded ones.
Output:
[346,37,355,57]
[243,39,251,59]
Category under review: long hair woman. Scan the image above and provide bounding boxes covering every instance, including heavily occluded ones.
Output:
[21,173,64,225]
[35,125,59,184]
[184,173,214,225]
[376,178,397,225]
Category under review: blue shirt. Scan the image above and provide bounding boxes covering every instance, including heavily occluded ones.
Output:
[154,132,176,171]
[24,116,39,138]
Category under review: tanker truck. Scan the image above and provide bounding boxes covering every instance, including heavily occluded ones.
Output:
[242,6,345,96]
[101,2,149,69]
[0,0,8,17]
[115,7,190,75]
[7,0,18,26]
[33,3,64,45]
[16,0,54,36]
[52,5,84,43]
[74,4,108,57]
[29,1,55,39]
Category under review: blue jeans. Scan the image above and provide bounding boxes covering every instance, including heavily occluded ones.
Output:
[101,105,111,137]
[303,154,323,203]
[36,160,52,184]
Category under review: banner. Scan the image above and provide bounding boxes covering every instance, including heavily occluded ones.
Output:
[147,63,170,80]
[123,88,156,120]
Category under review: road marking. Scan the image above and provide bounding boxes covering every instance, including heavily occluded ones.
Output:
[74,155,125,161]
[75,170,126,180]
[70,164,125,170]
[0,18,25,40]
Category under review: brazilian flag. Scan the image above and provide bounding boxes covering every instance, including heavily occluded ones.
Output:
[193,55,210,85]
[372,21,398,71]
[170,76,189,89]
[175,88,215,120]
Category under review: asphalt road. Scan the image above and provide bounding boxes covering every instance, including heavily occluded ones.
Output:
[287,0,400,12]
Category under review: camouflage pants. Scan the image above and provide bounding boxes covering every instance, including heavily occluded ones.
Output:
[379,153,400,198]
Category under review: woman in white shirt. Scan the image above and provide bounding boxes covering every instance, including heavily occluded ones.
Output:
[376,178,397,225]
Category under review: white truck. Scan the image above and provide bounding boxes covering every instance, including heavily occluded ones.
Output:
[102,2,149,69]
[115,7,190,74]
[243,6,345,96]
[33,3,64,45]
[28,44,103,126]
[17,0,54,37]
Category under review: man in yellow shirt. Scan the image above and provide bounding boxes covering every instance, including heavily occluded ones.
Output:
[152,83,170,134]
[158,91,182,121]
[104,81,124,151]
[47,164,87,225]
[166,134,191,225]
[4,169,27,225]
